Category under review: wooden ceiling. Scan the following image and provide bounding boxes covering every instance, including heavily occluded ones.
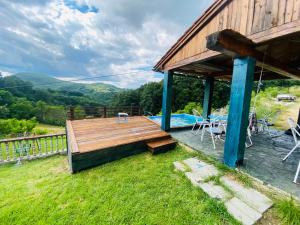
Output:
[154,0,300,81]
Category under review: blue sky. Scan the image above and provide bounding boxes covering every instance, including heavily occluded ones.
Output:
[0,0,212,88]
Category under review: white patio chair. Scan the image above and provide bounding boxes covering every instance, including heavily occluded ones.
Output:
[201,115,226,149]
[282,118,300,161]
[191,109,210,135]
[257,111,281,137]
[282,118,300,183]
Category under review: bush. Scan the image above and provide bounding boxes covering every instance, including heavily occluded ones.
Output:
[0,118,37,137]
[32,128,48,135]
[175,102,203,114]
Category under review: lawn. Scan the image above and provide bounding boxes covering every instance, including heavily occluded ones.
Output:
[0,147,239,225]
[34,123,65,134]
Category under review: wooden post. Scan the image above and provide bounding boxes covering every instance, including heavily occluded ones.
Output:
[161,71,173,131]
[130,104,133,116]
[103,106,107,118]
[202,78,214,119]
[69,106,75,120]
[224,57,256,167]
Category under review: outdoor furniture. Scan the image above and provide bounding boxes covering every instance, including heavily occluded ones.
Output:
[201,115,226,149]
[117,112,129,123]
[282,118,300,161]
[257,111,281,137]
[191,109,210,135]
[276,94,296,102]
[282,118,300,183]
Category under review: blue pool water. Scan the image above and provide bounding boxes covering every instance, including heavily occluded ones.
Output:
[148,114,201,128]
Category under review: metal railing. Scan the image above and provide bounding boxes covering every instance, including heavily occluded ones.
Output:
[67,106,143,120]
[0,133,67,164]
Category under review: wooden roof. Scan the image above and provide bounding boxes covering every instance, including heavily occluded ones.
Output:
[154,0,300,81]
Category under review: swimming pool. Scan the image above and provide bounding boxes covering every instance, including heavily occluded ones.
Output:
[148,114,201,128]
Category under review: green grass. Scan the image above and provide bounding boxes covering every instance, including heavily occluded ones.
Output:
[275,198,300,225]
[34,123,65,134]
[0,147,240,225]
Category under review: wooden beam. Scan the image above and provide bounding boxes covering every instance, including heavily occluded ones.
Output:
[206,29,300,80]
[161,71,173,131]
[224,57,255,167]
[202,78,214,119]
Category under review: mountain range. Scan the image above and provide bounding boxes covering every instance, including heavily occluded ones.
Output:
[13,73,123,93]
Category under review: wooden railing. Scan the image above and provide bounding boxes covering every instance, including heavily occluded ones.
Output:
[0,133,66,164]
[67,106,143,120]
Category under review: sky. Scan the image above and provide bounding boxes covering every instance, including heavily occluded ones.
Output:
[0,0,213,88]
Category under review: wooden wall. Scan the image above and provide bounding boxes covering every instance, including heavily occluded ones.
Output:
[164,0,300,70]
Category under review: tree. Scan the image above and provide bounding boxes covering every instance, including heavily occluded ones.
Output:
[9,99,35,119]
[0,90,14,105]
[139,82,162,115]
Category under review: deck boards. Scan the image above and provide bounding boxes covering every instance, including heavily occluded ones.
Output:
[66,116,175,172]
[68,117,170,153]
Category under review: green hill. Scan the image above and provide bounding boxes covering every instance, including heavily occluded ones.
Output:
[13,73,123,105]
[13,73,122,93]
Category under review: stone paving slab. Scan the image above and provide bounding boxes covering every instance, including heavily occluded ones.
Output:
[182,157,209,172]
[225,197,262,225]
[173,161,186,172]
[198,182,232,202]
[191,165,219,182]
[221,176,273,213]
[185,172,199,186]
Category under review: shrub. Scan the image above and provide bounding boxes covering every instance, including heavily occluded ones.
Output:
[175,102,202,114]
[32,128,48,135]
[0,118,37,136]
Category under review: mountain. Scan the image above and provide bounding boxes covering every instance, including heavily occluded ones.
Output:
[13,73,123,105]
[13,73,122,93]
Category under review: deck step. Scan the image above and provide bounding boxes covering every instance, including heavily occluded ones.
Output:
[147,138,176,154]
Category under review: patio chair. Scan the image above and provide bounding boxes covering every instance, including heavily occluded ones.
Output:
[281,118,300,183]
[257,111,281,137]
[282,118,300,162]
[191,109,210,135]
[201,115,226,149]
[117,112,129,123]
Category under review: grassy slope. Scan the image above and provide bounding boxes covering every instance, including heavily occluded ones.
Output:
[35,123,65,134]
[0,147,239,225]
[275,99,300,130]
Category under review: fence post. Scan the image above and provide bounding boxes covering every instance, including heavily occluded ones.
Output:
[103,106,107,118]
[68,106,75,120]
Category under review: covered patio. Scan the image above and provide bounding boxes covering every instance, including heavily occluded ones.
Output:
[171,129,300,198]
[154,0,300,197]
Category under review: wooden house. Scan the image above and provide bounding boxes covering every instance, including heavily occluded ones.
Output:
[154,0,300,167]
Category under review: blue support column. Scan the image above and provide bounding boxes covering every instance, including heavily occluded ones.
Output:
[224,57,256,167]
[161,71,173,131]
[202,77,214,119]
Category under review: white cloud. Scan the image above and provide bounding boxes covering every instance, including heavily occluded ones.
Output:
[0,0,213,88]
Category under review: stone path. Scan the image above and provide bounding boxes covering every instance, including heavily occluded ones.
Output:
[173,157,273,225]
[170,129,300,199]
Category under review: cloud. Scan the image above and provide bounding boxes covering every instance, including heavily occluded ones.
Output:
[0,0,213,88]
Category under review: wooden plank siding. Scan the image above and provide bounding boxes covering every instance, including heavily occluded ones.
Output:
[160,0,300,71]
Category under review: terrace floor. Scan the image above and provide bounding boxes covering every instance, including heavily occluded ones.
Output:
[170,129,300,199]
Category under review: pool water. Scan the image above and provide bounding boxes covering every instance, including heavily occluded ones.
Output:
[148,114,202,128]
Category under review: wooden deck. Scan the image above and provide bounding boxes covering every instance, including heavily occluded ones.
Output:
[66,116,175,172]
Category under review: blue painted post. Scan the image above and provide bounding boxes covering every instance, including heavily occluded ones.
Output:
[224,57,256,167]
[202,78,214,119]
[161,71,173,131]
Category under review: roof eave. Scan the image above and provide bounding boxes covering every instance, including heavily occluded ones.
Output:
[153,0,230,72]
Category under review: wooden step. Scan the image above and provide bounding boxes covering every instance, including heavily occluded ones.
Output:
[146,138,177,154]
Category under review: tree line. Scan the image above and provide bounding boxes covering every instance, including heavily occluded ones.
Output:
[1,73,299,130]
